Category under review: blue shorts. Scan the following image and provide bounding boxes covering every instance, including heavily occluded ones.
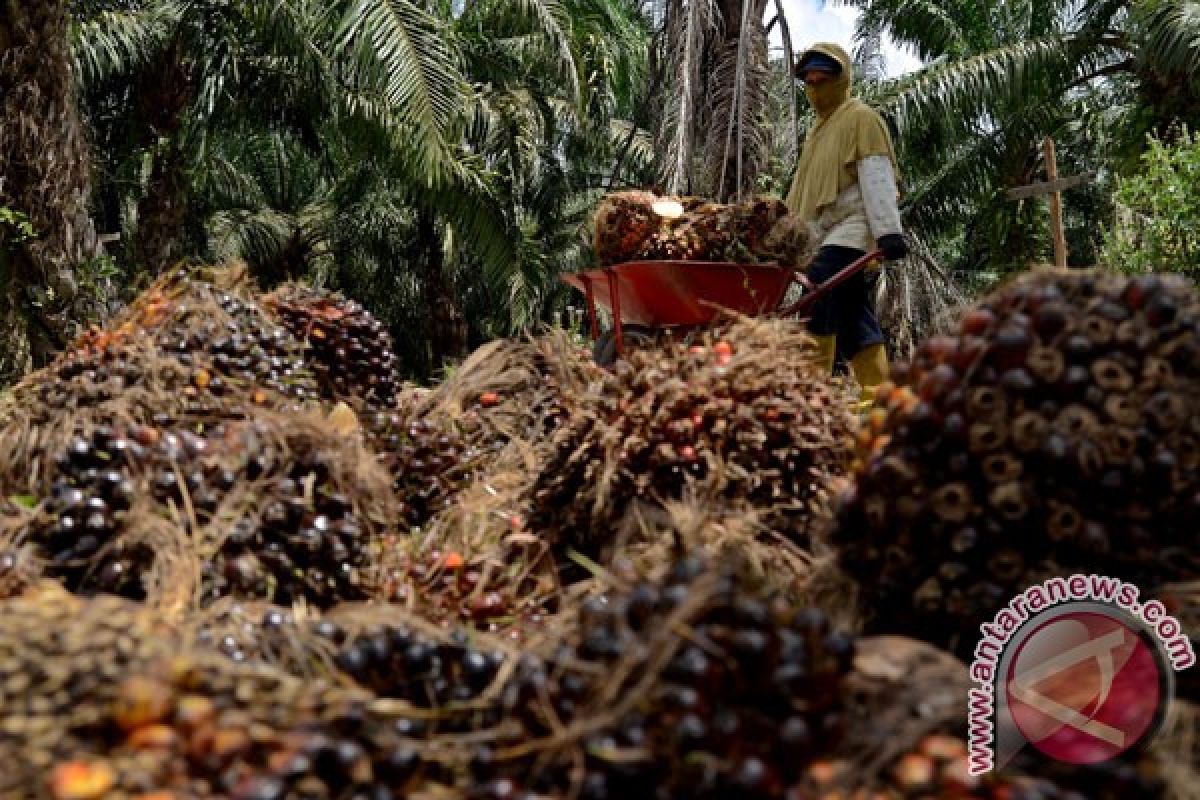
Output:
[805,245,884,359]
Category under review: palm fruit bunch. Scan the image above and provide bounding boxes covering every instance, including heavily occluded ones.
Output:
[265,284,400,406]
[362,408,481,529]
[593,190,809,267]
[403,332,601,454]
[831,268,1200,657]
[0,266,319,497]
[529,317,857,560]
[592,189,663,265]
[476,553,857,800]
[0,588,446,799]
[802,735,1154,799]
[0,587,180,792]
[632,196,794,264]
[13,411,395,610]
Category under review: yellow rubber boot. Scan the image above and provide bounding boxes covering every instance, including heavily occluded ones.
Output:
[849,343,889,413]
[813,334,837,375]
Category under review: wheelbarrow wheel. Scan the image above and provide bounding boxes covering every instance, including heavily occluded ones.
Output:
[592,325,658,366]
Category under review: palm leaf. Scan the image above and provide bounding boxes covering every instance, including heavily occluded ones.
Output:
[337,0,470,181]
[71,2,182,88]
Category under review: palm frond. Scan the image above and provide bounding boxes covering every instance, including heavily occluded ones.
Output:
[71,2,182,88]
[1139,1,1200,87]
[337,0,470,181]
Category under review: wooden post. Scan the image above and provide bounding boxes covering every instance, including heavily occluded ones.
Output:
[1043,137,1068,268]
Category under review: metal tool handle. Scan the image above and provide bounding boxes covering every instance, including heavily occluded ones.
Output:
[778,249,884,318]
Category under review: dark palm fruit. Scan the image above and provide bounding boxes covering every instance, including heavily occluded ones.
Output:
[492,555,856,799]
[366,412,480,529]
[265,285,399,406]
[834,270,1200,662]
[529,318,857,558]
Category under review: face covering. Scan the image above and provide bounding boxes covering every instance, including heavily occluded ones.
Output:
[804,80,846,116]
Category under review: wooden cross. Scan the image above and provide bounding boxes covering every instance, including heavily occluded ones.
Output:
[1005,137,1097,268]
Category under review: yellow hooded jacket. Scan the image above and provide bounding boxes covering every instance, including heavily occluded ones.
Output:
[785,43,902,253]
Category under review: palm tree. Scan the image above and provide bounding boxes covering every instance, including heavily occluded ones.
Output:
[839,0,1200,276]
[1,0,107,377]
[651,0,776,201]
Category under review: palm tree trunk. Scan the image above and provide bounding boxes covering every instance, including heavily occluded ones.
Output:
[131,39,193,273]
[132,137,191,272]
[704,0,770,202]
[0,0,103,376]
[416,209,467,374]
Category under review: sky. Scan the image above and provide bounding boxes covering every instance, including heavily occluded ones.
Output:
[767,0,924,78]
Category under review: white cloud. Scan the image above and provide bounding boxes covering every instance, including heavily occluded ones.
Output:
[766,0,923,78]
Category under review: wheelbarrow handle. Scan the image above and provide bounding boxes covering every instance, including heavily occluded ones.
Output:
[779,249,884,318]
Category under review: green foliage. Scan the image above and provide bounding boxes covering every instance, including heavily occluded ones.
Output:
[0,207,36,247]
[1102,126,1200,279]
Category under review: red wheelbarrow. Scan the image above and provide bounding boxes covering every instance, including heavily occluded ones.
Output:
[562,249,883,365]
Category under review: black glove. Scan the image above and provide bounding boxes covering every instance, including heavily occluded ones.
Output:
[877,233,908,261]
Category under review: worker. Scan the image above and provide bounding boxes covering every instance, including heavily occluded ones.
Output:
[784,42,907,410]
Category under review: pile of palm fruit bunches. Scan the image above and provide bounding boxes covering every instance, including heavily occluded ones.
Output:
[0,253,1196,800]
[592,190,816,267]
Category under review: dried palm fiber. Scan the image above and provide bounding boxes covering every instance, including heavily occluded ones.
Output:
[1,408,397,611]
[1154,700,1200,800]
[830,269,1200,659]
[0,265,319,498]
[400,329,600,453]
[263,283,400,406]
[874,236,971,363]
[802,636,1170,799]
[599,497,821,606]
[592,190,817,267]
[529,315,858,565]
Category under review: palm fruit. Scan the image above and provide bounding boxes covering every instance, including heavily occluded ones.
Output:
[593,190,808,267]
[18,411,395,610]
[0,588,438,799]
[264,284,400,406]
[489,553,857,799]
[831,269,1200,658]
[0,266,319,499]
[592,189,663,265]
[363,409,481,529]
[529,317,857,561]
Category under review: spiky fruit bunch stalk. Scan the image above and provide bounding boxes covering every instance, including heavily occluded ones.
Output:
[831,270,1200,657]
[530,318,857,559]
[265,285,400,406]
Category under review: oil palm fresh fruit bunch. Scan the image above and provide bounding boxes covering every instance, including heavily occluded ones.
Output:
[16,412,396,610]
[530,317,857,560]
[489,553,857,799]
[265,284,400,407]
[832,269,1200,657]
[593,189,664,265]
